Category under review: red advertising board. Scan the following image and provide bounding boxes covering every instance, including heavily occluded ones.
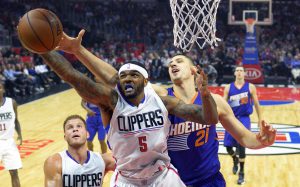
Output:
[243,64,264,84]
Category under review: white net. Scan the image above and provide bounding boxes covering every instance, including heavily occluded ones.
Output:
[170,0,221,52]
[245,18,256,34]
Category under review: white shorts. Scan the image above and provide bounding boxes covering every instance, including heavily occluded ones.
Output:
[0,139,22,170]
[110,164,186,187]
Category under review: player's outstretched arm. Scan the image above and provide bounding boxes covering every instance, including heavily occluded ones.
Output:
[215,94,276,149]
[40,51,118,110]
[55,30,118,87]
[44,154,62,187]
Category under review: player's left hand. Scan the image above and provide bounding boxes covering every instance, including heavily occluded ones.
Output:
[17,135,23,146]
[256,120,276,146]
[55,29,85,54]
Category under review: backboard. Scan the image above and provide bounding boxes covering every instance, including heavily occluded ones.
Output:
[228,0,273,25]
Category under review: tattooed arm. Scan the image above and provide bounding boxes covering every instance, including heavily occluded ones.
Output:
[40,51,118,110]
[55,30,119,87]
[161,95,218,125]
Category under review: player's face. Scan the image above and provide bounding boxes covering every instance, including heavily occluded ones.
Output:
[119,70,145,98]
[64,119,88,148]
[168,55,194,83]
[234,67,245,80]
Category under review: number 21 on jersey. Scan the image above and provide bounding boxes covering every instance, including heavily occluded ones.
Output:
[195,127,209,147]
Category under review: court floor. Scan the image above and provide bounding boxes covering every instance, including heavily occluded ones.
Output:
[0,87,299,187]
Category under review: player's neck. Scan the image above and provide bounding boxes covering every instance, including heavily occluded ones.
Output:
[68,145,88,165]
[235,79,245,86]
[128,92,145,107]
[173,78,197,103]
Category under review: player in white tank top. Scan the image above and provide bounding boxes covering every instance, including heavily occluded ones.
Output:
[108,83,171,178]
[39,52,218,187]
[0,98,16,139]
[44,115,115,187]
[59,150,105,187]
[0,82,23,187]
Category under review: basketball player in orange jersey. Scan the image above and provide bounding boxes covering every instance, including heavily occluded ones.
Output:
[223,65,262,185]
[55,30,276,187]
[0,82,23,187]
[35,48,218,186]
[44,115,115,187]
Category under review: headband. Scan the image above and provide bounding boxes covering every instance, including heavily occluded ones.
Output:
[118,63,148,79]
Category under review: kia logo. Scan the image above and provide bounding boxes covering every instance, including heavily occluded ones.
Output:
[245,68,262,80]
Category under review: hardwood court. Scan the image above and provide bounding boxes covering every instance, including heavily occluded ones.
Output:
[0,88,299,187]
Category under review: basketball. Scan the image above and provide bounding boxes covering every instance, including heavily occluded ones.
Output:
[17,8,63,54]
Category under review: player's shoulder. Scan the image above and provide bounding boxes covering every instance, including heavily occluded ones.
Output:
[248,82,257,91]
[223,84,231,92]
[3,97,14,103]
[45,153,62,164]
[44,153,63,177]
[89,151,102,158]
[44,153,62,173]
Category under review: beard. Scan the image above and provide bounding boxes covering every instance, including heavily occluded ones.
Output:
[123,82,145,99]
[67,138,86,148]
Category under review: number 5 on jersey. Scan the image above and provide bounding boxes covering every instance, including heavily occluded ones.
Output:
[138,136,148,152]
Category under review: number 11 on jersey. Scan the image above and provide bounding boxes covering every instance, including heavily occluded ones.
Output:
[0,124,6,131]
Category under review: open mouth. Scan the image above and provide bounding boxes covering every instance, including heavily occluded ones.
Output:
[125,84,134,92]
[172,68,179,73]
[72,135,80,138]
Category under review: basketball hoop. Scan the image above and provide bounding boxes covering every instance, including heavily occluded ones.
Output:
[244,18,256,34]
[170,0,221,52]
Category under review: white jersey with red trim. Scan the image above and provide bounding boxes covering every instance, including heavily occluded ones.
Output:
[0,98,16,140]
[107,83,171,179]
[59,150,105,187]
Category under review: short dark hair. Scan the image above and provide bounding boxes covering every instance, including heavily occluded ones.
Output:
[63,115,86,131]
[172,53,195,66]
[235,65,245,71]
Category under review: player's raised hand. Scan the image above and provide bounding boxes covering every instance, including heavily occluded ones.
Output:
[256,120,276,146]
[55,29,85,54]
[192,65,209,97]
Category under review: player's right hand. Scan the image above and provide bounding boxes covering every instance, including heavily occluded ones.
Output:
[55,29,85,54]
[192,65,210,97]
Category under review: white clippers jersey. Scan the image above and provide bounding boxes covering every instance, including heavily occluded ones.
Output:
[0,98,16,140]
[59,150,105,187]
[107,83,171,179]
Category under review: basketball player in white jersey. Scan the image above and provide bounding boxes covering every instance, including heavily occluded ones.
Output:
[37,49,218,187]
[53,30,276,186]
[0,82,23,187]
[44,115,115,187]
